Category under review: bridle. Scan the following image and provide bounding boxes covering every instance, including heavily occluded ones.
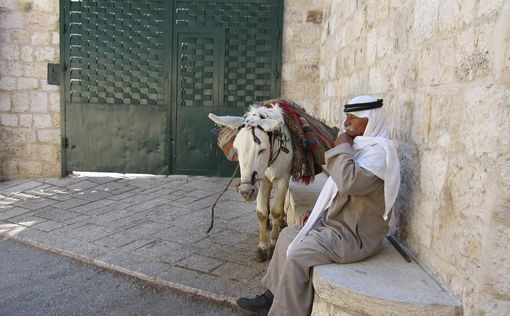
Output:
[236,123,290,187]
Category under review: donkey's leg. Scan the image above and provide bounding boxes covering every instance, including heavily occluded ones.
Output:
[256,177,272,262]
[269,177,289,257]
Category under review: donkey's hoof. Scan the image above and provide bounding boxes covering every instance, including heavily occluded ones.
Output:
[256,247,270,262]
[269,245,275,258]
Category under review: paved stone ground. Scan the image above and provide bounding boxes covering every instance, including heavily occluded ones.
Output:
[0,174,268,305]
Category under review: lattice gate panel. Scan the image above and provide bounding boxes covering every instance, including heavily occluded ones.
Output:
[63,0,169,174]
[175,0,279,108]
[178,36,217,107]
[68,0,166,105]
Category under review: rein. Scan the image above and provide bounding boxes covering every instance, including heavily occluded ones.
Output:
[237,124,290,168]
[206,163,239,234]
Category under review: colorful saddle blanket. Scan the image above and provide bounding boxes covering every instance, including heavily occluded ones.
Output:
[255,99,338,184]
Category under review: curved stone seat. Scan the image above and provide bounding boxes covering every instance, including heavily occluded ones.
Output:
[311,240,463,315]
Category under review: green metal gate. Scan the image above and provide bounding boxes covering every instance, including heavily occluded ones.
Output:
[60,0,283,176]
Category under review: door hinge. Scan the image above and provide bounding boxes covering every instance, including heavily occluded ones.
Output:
[62,137,69,149]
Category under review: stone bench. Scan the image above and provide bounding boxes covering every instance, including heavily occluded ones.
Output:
[285,173,462,315]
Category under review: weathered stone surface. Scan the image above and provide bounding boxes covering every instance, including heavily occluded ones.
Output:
[282,0,510,314]
[312,241,462,316]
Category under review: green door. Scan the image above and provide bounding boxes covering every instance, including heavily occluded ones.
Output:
[173,29,224,175]
[60,0,283,176]
[61,0,169,174]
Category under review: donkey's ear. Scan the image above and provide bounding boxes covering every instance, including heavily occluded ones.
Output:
[208,113,245,129]
[259,118,283,132]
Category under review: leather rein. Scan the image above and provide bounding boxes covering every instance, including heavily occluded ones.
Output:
[236,124,290,187]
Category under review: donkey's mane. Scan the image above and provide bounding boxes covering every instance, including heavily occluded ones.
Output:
[244,105,284,125]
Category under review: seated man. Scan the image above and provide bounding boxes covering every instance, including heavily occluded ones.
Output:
[236,95,401,315]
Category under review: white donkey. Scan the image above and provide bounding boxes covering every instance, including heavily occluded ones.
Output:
[209,105,293,261]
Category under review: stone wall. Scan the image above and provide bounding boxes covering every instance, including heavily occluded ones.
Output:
[0,0,60,180]
[282,0,509,314]
[280,0,325,114]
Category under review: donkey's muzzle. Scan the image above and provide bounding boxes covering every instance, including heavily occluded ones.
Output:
[239,184,258,202]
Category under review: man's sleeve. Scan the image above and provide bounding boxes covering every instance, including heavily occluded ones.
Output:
[324,143,383,196]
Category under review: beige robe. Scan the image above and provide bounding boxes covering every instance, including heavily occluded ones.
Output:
[261,143,389,316]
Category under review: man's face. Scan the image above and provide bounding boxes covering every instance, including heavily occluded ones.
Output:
[344,113,368,137]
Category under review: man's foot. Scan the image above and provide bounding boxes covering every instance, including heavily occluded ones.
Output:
[236,290,273,313]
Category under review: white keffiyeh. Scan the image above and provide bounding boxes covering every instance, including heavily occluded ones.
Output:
[287,96,400,256]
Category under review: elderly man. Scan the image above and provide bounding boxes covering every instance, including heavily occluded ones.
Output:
[236,95,401,315]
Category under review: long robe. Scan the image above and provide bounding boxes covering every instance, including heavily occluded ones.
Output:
[261,143,389,316]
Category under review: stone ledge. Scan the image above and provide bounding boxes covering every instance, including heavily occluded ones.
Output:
[312,240,463,315]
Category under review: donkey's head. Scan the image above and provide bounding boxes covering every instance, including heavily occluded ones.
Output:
[209,107,284,201]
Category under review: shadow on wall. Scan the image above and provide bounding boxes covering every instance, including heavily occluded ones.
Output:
[389,99,419,241]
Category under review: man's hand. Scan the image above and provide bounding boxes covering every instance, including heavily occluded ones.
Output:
[300,210,311,228]
[334,132,354,146]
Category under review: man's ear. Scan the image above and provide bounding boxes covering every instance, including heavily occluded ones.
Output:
[208,113,245,129]
[259,118,283,132]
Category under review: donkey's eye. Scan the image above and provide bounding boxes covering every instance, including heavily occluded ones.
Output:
[258,149,266,155]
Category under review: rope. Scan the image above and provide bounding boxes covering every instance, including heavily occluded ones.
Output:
[206,163,239,234]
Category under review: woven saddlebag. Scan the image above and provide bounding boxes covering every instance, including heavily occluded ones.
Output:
[217,127,238,161]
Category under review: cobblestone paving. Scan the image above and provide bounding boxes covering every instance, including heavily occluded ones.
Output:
[0,175,268,304]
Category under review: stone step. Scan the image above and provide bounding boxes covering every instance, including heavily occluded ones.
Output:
[285,173,462,315]
[312,240,462,315]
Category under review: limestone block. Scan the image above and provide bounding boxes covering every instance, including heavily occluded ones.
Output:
[18,77,38,90]
[0,12,24,29]
[1,113,18,127]
[34,46,56,62]
[0,92,11,111]
[0,0,17,10]
[18,160,43,177]
[50,113,59,127]
[285,9,304,23]
[32,114,52,128]
[484,223,510,297]
[23,62,46,78]
[411,0,439,42]
[478,0,504,18]
[40,80,59,92]
[19,114,31,127]
[33,0,54,12]
[369,2,389,23]
[418,39,456,85]
[10,29,30,43]
[41,159,59,176]
[283,46,320,64]
[0,44,20,60]
[281,64,319,83]
[51,31,58,45]
[376,22,392,58]
[27,144,54,161]
[29,92,48,112]
[12,92,29,111]
[284,23,321,46]
[20,46,33,62]
[438,0,462,33]
[25,12,58,30]
[37,129,60,143]
[31,31,51,45]
[368,66,388,93]
[455,49,491,81]
[0,62,23,77]
[366,29,378,65]
[48,92,59,112]
[0,77,17,91]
